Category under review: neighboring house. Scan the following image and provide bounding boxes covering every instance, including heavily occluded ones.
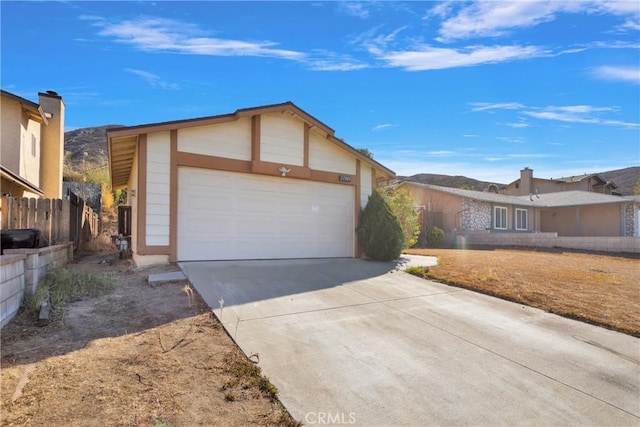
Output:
[502,167,622,196]
[400,182,639,248]
[107,102,395,266]
[0,90,65,199]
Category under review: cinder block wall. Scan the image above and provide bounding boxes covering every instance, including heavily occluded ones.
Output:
[456,231,640,253]
[1,243,73,328]
[0,254,26,328]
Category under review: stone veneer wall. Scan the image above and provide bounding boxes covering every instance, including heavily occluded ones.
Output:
[623,203,637,237]
[1,243,73,328]
[461,199,491,231]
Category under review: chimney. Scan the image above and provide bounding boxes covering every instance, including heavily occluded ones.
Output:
[520,167,533,196]
[38,91,65,198]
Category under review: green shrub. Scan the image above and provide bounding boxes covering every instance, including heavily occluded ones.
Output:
[380,187,420,248]
[356,191,404,261]
[426,226,445,247]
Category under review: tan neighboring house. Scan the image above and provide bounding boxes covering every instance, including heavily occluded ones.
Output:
[0,90,65,199]
[108,102,395,266]
[502,167,621,196]
[400,182,640,251]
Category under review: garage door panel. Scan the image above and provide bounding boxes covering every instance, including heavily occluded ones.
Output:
[178,167,354,261]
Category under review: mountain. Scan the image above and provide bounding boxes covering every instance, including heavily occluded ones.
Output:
[397,173,504,192]
[597,166,639,196]
[64,125,122,169]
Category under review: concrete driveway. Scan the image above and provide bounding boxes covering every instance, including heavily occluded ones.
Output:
[179,257,640,426]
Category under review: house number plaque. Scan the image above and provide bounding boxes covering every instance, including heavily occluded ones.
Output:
[338,175,352,183]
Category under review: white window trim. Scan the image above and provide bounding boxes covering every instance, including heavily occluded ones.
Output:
[494,206,508,230]
[515,208,528,231]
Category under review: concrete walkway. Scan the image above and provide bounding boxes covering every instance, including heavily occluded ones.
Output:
[179,256,640,426]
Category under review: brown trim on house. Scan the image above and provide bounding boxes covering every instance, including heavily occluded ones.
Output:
[137,245,170,256]
[309,169,355,185]
[252,161,312,179]
[177,152,253,173]
[251,115,261,162]
[355,159,361,257]
[169,130,178,262]
[136,134,147,251]
[108,114,240,138]
[303,123,310,168]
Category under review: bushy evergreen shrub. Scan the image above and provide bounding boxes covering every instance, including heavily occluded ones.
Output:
[356,191,404,261]
[426,226,445,247]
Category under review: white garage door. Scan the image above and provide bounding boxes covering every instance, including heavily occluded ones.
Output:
[177,167,355,261]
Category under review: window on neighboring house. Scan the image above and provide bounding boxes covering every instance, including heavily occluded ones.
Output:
[516,208,528,231]
[31,135,36,157]
[494,206,508,230]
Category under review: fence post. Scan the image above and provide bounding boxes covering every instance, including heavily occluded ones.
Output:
[60,198,71,244]
[28,198,37,228]
[1,196,10,229]
[36,198,50,246]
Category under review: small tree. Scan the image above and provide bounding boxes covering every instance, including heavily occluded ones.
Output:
[357,148,373,159]
[634,178,640,195]
[356,191,404,261]
[381,187,420,248]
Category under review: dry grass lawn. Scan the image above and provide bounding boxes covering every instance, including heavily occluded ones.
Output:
[404,248,640,337]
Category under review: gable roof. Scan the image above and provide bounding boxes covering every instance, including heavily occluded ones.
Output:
[399,182,634,208]
[108,101,394,188]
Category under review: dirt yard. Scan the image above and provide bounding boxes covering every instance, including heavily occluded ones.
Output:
[405,247,640,336]
[0,251,300,426]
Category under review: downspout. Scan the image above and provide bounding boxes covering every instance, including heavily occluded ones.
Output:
[575,206,581,236]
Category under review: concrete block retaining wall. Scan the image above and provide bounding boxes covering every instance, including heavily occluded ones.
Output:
[0,254,26,328]
[456,231,640,253]
[0,243,73,328]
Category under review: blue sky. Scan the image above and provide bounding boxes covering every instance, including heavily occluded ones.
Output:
[2,1,639,183]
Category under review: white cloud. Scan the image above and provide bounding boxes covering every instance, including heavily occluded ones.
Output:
[340,2,371,19]
[378,44,544,71]
[434,1,640,41]
[471,101,639,129]
[125,68,179,90]
[436,1,564,41]
[95,17,305,60]
[372,123,398,131]
[505,121,532,128]
[591,65,640,83]
[497,136,526,144]
[427,150,456,157]
[469,102,524,112]
[462,134,478,137]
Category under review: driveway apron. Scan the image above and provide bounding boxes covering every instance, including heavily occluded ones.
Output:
[179,256,640,426]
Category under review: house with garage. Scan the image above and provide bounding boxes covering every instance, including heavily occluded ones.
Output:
[108,102,395,266]
[0,90,65,199]
[399,182,639,253]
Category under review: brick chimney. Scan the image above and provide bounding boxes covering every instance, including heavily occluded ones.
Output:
[520,167,533,196]
[38,91,65,198]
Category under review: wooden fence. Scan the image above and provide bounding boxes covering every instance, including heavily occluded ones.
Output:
[0,194,99,251]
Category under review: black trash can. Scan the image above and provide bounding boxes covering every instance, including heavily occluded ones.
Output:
[1,228,41,253]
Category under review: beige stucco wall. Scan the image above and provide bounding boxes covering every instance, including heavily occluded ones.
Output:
[540,204,621,236]
[178,118,251,160]
[146,132,171,246]
[0,97,23,172]
[39,93,64,199]
[0,97,42,188]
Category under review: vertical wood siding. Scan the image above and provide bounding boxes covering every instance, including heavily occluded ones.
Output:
[177,118,251,160]
[260,113,304,166]
[146,132,170,246]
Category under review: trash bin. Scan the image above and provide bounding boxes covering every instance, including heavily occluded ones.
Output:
[1,228,41,253]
